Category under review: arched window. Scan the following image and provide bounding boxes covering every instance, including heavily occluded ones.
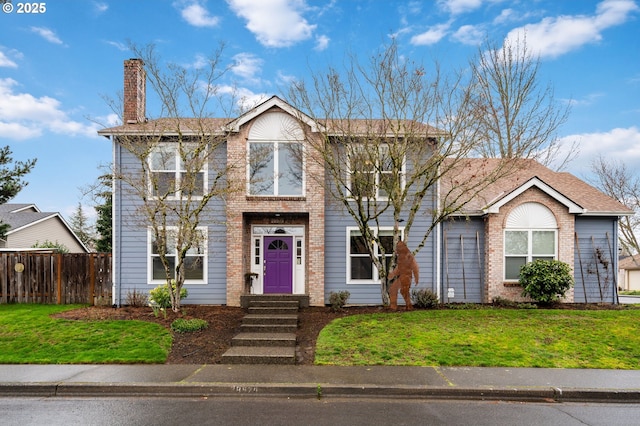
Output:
[504,202,557,281]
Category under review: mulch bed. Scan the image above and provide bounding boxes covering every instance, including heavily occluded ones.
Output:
[52,304,384,365]
[53,302,623,365]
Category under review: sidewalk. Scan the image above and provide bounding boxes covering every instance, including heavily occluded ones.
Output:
[1,364,640,402]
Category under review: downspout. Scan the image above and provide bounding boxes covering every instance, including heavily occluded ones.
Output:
[613,220,620,305]
[435,168,442,302]
[111,136,121,307]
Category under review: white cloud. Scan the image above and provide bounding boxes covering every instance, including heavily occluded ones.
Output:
[187,53,209,69]
[276,70,297,86]
[314,34,330,51]
[505,0,639,59]
[561,92,605,107]
[216,84,269,112]
[0,78,100,140]
[226,0,316,47]
[452,24,485,45]
[30,26,63,45]
[559,127,640,174]
[0,122,42,140]
[231,52,263,81]
[179,2,220,27]
[410,22,451,45]
[493,8,514,24]
[0,50,18,68]
[105,40,128,51]
[93,1,108,13]
[438,0,482,15]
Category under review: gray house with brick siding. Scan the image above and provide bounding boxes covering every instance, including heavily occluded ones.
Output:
[99,59,632,307]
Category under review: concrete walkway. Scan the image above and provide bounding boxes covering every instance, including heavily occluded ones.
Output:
[1,364,639,402]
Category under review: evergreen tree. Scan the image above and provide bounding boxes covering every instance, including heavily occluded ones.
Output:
[94,192,112,253]
[70,202,95,250]
[0,146,37,237]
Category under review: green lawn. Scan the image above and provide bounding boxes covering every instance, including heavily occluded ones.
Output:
[315,308,640,369]
[0,304,172,364]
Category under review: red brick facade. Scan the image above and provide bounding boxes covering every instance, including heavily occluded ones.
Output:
[484,187,575,303]
[225,107,326,306]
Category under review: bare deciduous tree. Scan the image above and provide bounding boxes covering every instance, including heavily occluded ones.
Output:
[285,40,539,305]
[469,36,575,169]
[285,38,571,305]
[590,155,640,255]
[105,43,238,312]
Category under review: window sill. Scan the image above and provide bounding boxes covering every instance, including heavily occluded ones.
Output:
[246,196,306,202]
[503,282,522,287]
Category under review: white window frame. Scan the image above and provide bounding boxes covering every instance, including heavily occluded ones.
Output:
[503,202,558,281]
[148,226,208,285]
[247,140,305,197]
[347,144,405,201]
[504,229,557,281]
[346,226,404,284]
[148,142,207,200]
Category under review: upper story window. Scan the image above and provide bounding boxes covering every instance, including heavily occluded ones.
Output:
[504,202,557,281]
[247,112,304,197]
[249,142,303,195]
[348,144,404,200]
[148,142,206,199]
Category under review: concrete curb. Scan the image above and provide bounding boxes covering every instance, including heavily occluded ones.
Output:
[2,382,640,403]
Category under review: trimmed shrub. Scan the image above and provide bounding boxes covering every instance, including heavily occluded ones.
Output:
[329,291,350,311]
[171,318,208,333]
[149,280,188,309]
[519,259,574,304]
[411,288,439,309]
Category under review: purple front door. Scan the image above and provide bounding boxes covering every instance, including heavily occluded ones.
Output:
[263,236,293,294]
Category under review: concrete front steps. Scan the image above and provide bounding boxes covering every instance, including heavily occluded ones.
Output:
[222,295,308,364]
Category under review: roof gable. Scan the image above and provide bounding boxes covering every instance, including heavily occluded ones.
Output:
[226,96,321,133]
[484,177,584,214]
[441,158,633,216]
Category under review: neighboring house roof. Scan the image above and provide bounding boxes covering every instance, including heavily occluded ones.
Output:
[441,158,633,217]
[619,254,640,271]
[0,203,89,252]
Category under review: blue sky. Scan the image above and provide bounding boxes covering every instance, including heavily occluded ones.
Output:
[1,0,639,222]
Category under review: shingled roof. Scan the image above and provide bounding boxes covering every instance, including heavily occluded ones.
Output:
[440,158,633,216]
[98,96,443,138]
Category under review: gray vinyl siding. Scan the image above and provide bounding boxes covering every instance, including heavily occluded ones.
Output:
[440,217,485,303]
[574,216,619,303]
[323,144,438,306]
[113,139,227,306]
[324,202,438,306]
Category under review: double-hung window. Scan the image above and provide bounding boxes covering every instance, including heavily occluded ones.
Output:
[248,141,303,196]
[149,227,207,284]
[504,202,557,281]
[148,143,206,198]
[348,144,402,200]
[348,227,402,283]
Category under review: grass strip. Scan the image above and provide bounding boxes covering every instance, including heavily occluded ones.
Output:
[315,308,640,369]
[0,304,171,364]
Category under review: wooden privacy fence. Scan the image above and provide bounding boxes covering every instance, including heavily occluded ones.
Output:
[0,252,112,305]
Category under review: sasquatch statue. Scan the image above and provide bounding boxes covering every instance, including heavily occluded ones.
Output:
[387,240,419,311]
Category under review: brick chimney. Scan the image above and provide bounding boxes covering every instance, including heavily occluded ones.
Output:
[123,58,146,124]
